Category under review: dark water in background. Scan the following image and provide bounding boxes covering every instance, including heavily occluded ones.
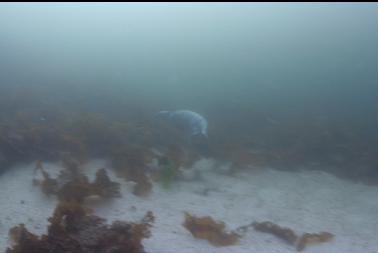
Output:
[0,3,378,178]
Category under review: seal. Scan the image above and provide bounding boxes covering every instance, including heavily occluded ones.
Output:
[156,110,210,156]
[156,110,208,139]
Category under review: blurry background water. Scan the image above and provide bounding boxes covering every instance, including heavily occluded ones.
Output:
[2,4,378,253]
[0,2,378,181]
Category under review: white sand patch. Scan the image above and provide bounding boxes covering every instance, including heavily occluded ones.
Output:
[1,158,378,253]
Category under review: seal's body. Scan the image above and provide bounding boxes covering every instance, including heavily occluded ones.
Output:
[157,110,208,139]
[156,110,210,156]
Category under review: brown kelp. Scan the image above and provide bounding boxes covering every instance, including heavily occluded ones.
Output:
[250,221,334,251]
[252,221,298,245]
[34,160,121,202]
[183,212,240,247]
[296,232,334,251]
[111,146,153,197]
[6,201,154,253]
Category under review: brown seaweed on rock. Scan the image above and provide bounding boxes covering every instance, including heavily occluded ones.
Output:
[6,201,154,253]
[183,212,240,247]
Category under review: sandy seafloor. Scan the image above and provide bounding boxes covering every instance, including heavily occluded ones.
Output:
[1,158,378,253]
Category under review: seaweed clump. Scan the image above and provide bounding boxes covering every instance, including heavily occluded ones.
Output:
[182,212,240,247]
[252,221,298,245]
[157,156,177,189]
[296,232,334,251]
[6,201,154,253]
[250,221,334,251]
[111,148,153,197]
[35,160,121,202]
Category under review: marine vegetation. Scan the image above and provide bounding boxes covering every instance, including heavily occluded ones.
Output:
[158,156,177,189]
[111,147,153,197]
[296,232,334,251]
[182,212,241,247]
[1,87,378,185]
[250,220,334,251]
[186,216,335,251]
[252,221,298,245]
[152,144,188,189]
[34,160,121,202]
[6,201,155,253]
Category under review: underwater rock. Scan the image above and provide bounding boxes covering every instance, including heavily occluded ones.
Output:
[182,212,240,247]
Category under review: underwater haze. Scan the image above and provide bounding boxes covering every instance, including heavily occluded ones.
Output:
[1,3,378,253]
[1,3,378,118]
